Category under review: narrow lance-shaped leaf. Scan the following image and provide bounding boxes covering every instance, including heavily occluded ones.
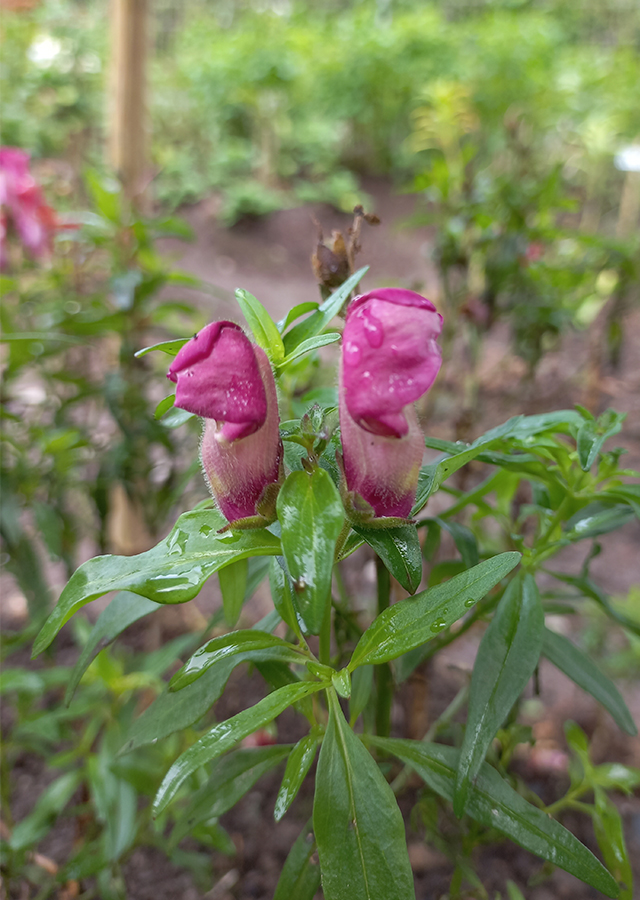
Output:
[369,737,619,899]
[593,788,633,900]
[277,468,344,635]
[273,821,322,900]
[353,524,422,595]
[274,732,319,822]
[313,692,415,900]
[235,288,285,362]
[33,509,281,656]
[153,680,325,816]
[542,628,636,736]
[277,332,341,369]
[282,266,368,354]
[454,573,544,817]
[349,552,521,670]
[168,630,307,692]
[219,557,248,626]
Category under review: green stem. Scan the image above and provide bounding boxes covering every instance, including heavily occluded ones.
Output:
[375,557,393,738]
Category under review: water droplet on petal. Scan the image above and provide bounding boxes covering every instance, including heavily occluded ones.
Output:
[361,308,384,348]
[344,341,362,367]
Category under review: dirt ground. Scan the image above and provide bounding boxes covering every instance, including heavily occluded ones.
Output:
[5,180,640,899]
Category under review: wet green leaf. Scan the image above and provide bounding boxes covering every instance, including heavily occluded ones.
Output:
[169,630,306,692]
[277,469,344,634]
[353,524,422,594]
[454,573,544,816]
[219,557,248,626]
[370,738,618,898]
[349,553,521,670]
[274,733,319,821]
[314,694,415,900]
[33,509,281,656]
[153,681,326,816]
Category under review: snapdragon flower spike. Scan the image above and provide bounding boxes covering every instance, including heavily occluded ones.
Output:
[339,288,443,519]
[167,322,281,522]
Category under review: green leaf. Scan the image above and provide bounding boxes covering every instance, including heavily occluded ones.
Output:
[593,789,633,900]
[542,628,636,735]
[353,524,422,594]
[65,592,158,705]
[235,288,285,362]
[349,553,521,670]
[171,746,291,846]
[282,267,368,354]
[369,738,619,899]
[274,733,319,822]
[154,394,175,419]
[219,557,248,626]
[153,681,325,816]
[273,821,322,900]
[121,658,241,756]
[134,338,190,358]
[10,771,82,851]
[269,557,304,635]
[33,509,281,656]
[277,469,345,635]
[160,405,195,428]
[454,573,544,816]
[577,410,626,471]
[314,693,415,900]
[566,502,634,541]
[349,665,374,724]
[277,302,319,333]
[168,630,307,692]
[277,332,341,369]
[433,518,479,568]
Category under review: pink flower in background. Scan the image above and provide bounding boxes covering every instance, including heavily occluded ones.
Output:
[167,322,281,522]
[339,288,443,518]
[0,147,65,266]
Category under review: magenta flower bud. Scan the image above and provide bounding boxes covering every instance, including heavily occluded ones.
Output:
[168,322,281,522]
[339,288,443,518]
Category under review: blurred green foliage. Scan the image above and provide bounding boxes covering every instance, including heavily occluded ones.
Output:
[3,0,639,222]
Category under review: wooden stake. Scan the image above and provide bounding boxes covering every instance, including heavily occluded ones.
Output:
[108,0,148,206]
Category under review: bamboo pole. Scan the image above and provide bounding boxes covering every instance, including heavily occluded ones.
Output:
[108,0,148,206]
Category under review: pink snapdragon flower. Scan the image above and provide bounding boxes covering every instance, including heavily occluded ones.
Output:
[0,147,65,267]
[167,322,281,522]
[339,288,443,518]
